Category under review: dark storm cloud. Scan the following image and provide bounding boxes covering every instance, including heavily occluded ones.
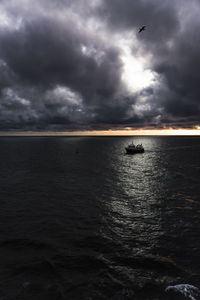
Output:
[0,15,121,97]
[153,21,200,119]
[0,0,200,130]
[0,0,126,129]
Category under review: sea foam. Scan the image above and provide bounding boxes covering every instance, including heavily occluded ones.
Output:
[166,284,200,300]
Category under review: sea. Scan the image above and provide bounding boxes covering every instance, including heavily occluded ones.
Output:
[0,136,200,300]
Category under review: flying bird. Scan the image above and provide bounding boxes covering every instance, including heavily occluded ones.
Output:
[138,26,146,33]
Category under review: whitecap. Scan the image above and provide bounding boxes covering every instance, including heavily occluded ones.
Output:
[166,284,200,300]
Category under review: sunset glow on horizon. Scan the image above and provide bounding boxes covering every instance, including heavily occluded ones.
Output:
[1,128,200,136]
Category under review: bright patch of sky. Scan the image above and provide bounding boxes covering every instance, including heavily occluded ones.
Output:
[119,38,156,93]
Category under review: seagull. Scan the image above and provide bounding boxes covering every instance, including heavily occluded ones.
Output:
[138,25,146,33]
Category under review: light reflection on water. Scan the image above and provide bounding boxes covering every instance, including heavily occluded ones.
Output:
[103,137,166,256]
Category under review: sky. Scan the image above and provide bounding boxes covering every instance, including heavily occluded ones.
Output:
[0,0,200,133]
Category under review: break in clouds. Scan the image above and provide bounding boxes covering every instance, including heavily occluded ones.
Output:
[0,0,200,131]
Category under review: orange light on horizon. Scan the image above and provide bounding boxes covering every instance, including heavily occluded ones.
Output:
[0,128,200,136]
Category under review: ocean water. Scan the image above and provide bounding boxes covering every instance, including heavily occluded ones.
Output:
[0,136,200,299]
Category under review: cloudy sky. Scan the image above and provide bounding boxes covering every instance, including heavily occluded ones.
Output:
[0,0,200,132]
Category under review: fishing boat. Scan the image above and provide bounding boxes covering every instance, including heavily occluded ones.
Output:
[125,142,144,154]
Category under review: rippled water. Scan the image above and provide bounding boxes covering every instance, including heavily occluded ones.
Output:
[0,136,200,299]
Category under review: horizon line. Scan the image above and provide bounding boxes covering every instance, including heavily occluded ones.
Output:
[0,128,200,136]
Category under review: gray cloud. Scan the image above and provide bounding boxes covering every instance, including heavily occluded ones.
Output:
[0,0,200,130]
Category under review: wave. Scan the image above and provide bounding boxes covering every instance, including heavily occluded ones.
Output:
[112,284,200,300]
[166,284,200,300]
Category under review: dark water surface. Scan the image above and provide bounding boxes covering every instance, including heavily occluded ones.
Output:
[0,136,200,299]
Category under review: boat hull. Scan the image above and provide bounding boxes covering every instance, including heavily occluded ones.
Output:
[125,148,144,154]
